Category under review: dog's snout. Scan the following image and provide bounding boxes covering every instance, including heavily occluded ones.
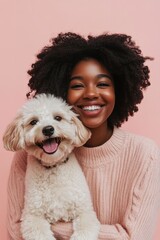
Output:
[42,126,54,137]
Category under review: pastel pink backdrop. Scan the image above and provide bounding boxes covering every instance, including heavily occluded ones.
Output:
[0,0,159,239]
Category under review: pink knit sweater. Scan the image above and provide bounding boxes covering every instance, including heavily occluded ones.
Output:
[7,128,160,240]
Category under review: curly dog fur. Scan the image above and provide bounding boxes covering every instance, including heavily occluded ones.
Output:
[3,94,100,240]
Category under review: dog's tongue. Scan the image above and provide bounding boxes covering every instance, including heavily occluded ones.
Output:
[42,139,58,154]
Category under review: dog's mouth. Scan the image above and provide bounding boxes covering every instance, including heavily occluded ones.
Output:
[36,138,61,154]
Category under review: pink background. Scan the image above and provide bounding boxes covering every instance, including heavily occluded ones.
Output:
[0,0,160,239]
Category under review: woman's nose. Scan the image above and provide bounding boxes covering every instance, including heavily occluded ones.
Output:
[83,86,98,99]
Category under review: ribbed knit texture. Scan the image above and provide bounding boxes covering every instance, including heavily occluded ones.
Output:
[7,128,160,240]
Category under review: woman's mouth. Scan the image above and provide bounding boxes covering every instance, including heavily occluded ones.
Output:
[77,104,104,111]
[80,105,102,111]
[75,104,105,117]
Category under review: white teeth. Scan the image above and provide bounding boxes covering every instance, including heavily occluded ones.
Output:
[82,105,101,111]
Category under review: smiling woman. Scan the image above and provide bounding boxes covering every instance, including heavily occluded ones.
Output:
[67,58,115,146]
[6,32,160,240]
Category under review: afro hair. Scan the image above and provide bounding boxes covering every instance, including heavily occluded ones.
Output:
[27,32,152,127]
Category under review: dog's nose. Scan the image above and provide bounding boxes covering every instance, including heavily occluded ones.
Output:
[42,126,54,137]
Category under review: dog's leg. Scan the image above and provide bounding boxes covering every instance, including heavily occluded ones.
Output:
[70,211,100,240]
[21,214,56,240]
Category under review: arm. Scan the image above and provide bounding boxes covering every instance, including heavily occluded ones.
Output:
[52,147,160,240]
[7,150,27,240]
[98,148,160,240]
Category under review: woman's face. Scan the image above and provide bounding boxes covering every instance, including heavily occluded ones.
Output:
[67,58,115,130]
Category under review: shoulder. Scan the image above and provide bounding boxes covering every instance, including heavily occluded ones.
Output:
[10,150,27,174]
[119,129,160,186]
[121,128,160,160]
[8,150,27,197]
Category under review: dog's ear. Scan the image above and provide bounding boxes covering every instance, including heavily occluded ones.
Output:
[3,114,25,151]
[71,114,91,147]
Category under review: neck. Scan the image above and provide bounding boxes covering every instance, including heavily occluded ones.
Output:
[84,125,113,148]
[39,157,69,169]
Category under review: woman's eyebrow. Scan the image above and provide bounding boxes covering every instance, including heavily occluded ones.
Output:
[70,76,83,81]
[70,73,113,81]
[97,74,112,80]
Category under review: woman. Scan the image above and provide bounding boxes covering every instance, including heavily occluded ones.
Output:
[7,32,160,240]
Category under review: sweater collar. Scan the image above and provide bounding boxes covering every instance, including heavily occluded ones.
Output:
[74,127,126,167]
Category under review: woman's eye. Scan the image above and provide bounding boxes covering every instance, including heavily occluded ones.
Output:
[54,116,62,121]
[97,82,110,88]
[30,119,38,125]
[70,84,84,89]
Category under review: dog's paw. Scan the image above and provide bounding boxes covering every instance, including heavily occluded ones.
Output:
[41,232,56,240]
[39,235,56,240]
[22,232,56,240]
[21,214,56,240]
[70,232,97,240]
[70,233,86,240]
[71,212,100,240]
[22,231,56,240]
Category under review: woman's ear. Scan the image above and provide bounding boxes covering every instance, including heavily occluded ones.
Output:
[3,114,25,151]
[71,113,91,147]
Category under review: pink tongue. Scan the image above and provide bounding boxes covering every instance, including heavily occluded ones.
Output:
[43,140,58,154]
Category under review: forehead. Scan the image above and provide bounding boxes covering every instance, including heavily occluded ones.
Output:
[71,58,110,76]
[21,97,72,120]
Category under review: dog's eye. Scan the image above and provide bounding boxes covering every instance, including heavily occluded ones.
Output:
[30,119,38,125]
[54,116,62,121]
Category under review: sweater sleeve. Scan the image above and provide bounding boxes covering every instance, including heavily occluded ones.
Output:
[98,146,160,240]
[7,150,27,240]
[52,146,160,240]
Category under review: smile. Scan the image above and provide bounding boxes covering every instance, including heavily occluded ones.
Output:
[36,138,61,154]
[78,105,104,111]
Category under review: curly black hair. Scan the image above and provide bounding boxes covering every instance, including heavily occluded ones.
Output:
[27,32,152,127]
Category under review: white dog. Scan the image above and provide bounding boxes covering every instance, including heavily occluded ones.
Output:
[3,94,100,240]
